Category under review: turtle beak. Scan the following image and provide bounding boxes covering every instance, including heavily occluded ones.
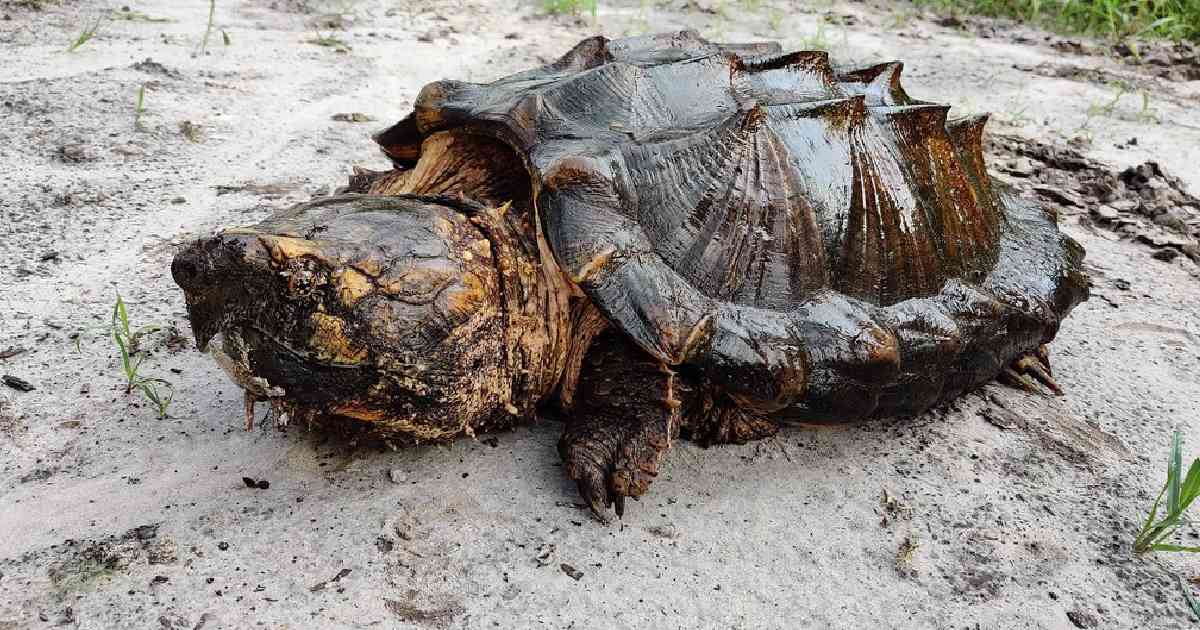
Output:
[172,231,273,352]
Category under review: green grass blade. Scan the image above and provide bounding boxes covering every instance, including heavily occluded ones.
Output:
[135,84,145,125]
[202,0,216,53]
[113,329,129,367]
[1138,481,1168,538]
[1183,577,1200,621]
[1169,430,1183,513]
[1180,459,1200,506]
[137,378,175,418]
[1153,544,1200,553]
[66,19,101,53]
[1136,431,1200,554]
[1148,523,1181,547]
[116,294,130,337]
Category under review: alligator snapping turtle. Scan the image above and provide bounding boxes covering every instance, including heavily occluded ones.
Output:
[173,32,1088,517]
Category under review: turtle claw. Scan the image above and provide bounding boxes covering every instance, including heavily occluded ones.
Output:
[1035,344,1053,375]
[559,416,670,521]
[573,476,609,522]
[558,330,683,521]
[1002,346,1063,395]
[243,391,257,431]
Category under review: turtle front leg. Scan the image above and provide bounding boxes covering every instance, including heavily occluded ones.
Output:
[558,330,688,520]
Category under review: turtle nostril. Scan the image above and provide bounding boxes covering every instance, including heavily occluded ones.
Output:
[178,260,198,280]
[171,258,201,289]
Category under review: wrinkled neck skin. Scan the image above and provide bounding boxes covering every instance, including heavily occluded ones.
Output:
[464,200,580,427]
[356,128,596,436]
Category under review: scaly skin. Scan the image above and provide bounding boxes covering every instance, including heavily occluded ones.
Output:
[173,194,575,441]
[173,32,1089,520]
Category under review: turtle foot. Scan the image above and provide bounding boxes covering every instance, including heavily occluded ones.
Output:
[999,345,1062,395]
[557,329,685,521]
[685,403,778,447]
[559,410,674,520]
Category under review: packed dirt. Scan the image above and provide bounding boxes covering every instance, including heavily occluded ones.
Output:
[2,1,1199,628]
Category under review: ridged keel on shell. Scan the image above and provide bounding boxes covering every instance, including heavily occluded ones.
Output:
[374,31,1088,420]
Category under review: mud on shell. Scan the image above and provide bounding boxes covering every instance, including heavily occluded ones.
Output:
[172,195,524,440]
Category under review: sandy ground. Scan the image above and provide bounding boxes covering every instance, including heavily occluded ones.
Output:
[2,1,1200,628]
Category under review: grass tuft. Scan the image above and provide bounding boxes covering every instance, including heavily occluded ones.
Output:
[543,0,598,17]
[201,0,216,53]
[66,18,102,52]
[307,32,351,51]
[1133,430,1200,554]
[111,7,172,23]
[110,294,174,419]
[134,84,146,129]
[1182,576,1200,622]
[800,20,831,50]
[138,377,175,420]
[914,0,1200,43]
[111,293,160,393]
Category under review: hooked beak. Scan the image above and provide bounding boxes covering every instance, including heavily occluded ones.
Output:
[172,230,274,351]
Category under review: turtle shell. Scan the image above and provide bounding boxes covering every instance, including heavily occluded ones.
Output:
[372,31,1088,420]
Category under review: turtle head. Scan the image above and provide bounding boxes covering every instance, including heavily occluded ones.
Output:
[171,195,519,440]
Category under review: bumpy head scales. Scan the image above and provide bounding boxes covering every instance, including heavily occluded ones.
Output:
[172,194,571,439]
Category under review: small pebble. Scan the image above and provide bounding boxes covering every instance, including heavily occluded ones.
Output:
[2,375,34,392]
[560,563,583,581]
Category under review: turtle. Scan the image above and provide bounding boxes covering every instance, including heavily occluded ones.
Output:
[172,31,1088,518]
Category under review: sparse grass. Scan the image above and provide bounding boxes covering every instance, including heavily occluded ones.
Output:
[799,19,832,50]
[111,7,172,22]
[1182,576,1200,620]
[66,18,102,52]
[111,294,160,393]
[1002,110,1034,126]
[179,120,204,142]
[889,6,921,28]
[1133,430,1200,554]
[543,0,598,17]
[137,377,174,420]
[767,7,785,32]
[1086,79,1131,117]
[110,294,174,419]
[895,536,919,577]
[134,84,146,129]
[1078,79,1158,132]
[627,0,650,34]
[913,0,1200,43]
[201,0,216,53]
[307,32,351,51]
[1135,88,1158,122]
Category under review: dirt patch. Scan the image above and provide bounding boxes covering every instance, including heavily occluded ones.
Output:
[910,4,1200,83]
[0,396,22,440]
[1,523,175,597]
[1111,40,1200,82]
[989,133,1200,266]
[980,391,1129,469]
[384,598,465,626]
